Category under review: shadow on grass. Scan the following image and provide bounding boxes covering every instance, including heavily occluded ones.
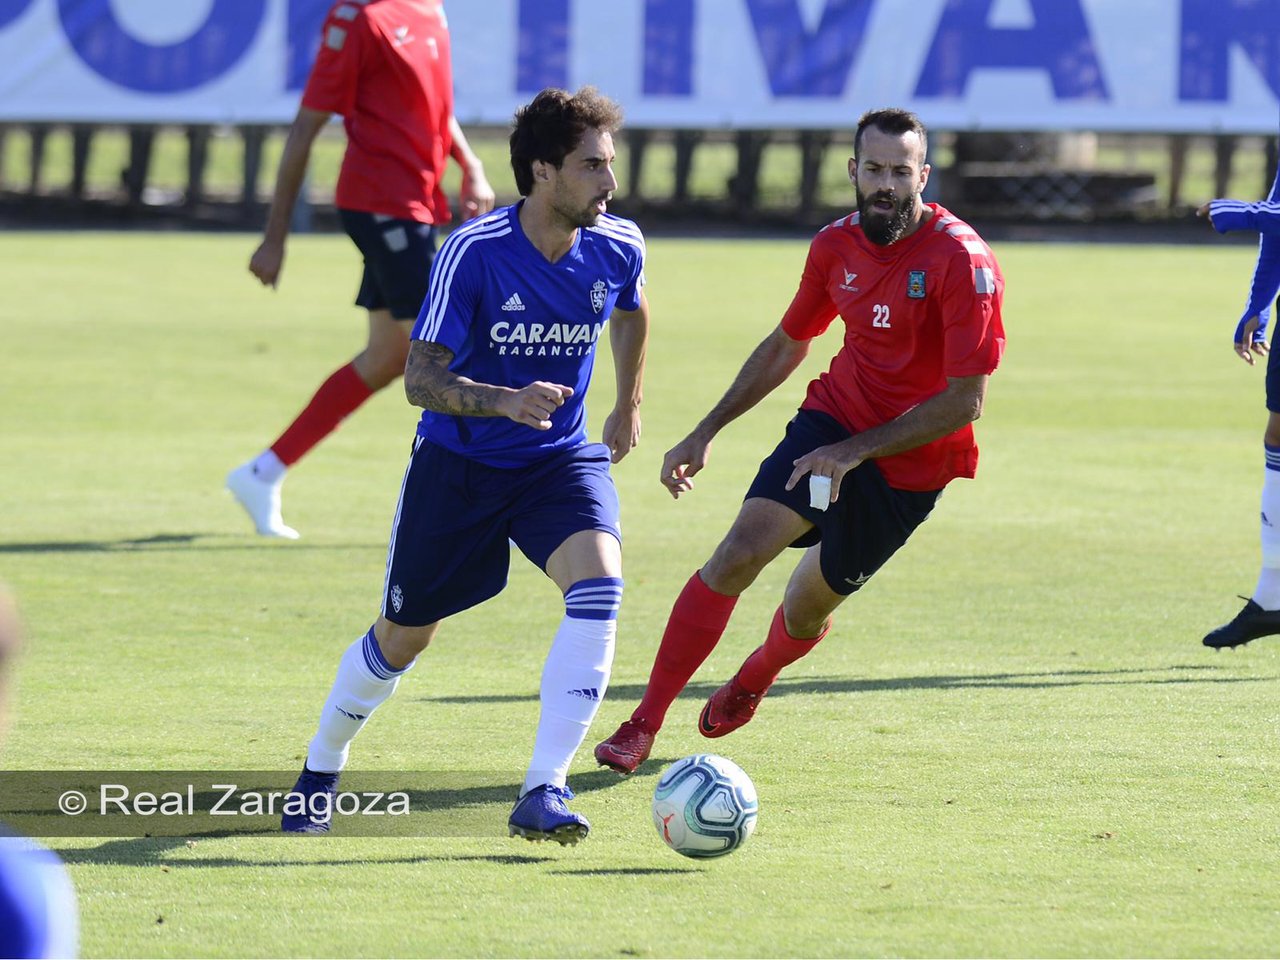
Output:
[0,533,381,553]
[39,769,636,866]
[418,663,1267,706]
[55,835,555,868]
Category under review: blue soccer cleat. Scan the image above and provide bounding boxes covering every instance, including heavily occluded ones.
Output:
[281,766,339,834]
[507,784,589,845]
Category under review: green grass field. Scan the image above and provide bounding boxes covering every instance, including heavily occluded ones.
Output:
[2,228,1279,958]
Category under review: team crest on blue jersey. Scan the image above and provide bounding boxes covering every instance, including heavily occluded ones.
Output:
[907,270,926,299]
[590,280,607,314]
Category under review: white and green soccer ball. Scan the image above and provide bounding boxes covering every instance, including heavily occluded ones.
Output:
[651,753,758,858]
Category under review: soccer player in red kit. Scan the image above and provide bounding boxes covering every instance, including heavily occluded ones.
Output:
[229,0,494,538]
[596,108,1006,773]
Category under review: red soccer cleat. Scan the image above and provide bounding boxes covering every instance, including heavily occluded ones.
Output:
[594,718,656,775]
[698,674,769,738]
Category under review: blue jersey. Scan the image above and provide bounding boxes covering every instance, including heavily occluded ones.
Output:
[0,830,78,958]
[410,203,646,467]
[1210,143,1280,341]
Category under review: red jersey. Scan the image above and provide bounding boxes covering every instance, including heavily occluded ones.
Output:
[781,204,1005,491]
[302,0,455,223]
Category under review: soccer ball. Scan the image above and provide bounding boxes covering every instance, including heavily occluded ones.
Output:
[651,754,758,858]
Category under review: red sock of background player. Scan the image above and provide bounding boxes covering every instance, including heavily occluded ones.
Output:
[736,605,830,694]
[266,362,374,469]
[632,571,738,730]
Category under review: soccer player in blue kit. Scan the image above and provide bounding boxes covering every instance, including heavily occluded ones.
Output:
[282,86,648,844]
[1199,156,1280,648]
[0,587,79,957]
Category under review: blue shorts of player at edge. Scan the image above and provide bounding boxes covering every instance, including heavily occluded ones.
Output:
[382,438,621,626]
[746,409,941,597]
[1267,334,1280,413]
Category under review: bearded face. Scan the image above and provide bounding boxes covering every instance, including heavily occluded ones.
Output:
[546,128,617,229]
[856,181,918,246]
[850,127,929,246]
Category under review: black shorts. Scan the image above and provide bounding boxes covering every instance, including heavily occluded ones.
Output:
[745,409,941,596]
[1267,329,1280,412]
[339,209,438,321]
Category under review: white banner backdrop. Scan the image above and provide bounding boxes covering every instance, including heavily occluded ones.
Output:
[0,0,1276,133]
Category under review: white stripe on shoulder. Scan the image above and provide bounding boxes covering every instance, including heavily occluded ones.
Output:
[419,213,513,342]
[588,216,647,254]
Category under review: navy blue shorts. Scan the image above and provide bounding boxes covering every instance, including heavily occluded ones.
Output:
[1267,331,1280,412]
[381,439,622,626]
[339,209,437,321]
[745,409,941,596]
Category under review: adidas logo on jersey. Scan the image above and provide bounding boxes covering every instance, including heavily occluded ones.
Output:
[501,292,526,312]
[567,687,600,701]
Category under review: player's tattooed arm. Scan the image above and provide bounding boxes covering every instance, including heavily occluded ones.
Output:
[404,339,574,430]
[404,340,494,416]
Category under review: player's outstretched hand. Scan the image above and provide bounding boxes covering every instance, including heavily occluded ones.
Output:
[786,441,864,505]
[661,433,712,499]
[502,382,574,430]
[603,405,641,463]
[1195,201,1215,226]
[1235,315,1269,366]
[249,239,284,288]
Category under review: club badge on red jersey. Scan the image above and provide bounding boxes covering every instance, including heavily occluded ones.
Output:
[907,270,927,299]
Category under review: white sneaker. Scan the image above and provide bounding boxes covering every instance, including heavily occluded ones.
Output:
[225,461,300,539]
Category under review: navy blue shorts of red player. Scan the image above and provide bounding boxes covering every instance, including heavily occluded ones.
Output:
[339,209,438,321]
[747,409,940,595]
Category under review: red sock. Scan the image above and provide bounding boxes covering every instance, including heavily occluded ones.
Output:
[633,570,738,730]
[736,605,830,694]
[270,362,375,466]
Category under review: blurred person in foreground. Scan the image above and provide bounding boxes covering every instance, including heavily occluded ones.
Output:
[228,0,495,538]
[1198,159,1280,648]
[281,86,648,844]
[596,108,1005,774]
[0,587,78,958]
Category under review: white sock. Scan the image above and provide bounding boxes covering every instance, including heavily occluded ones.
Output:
[522,578,622,795]
[306,627,413,773]
[1254,449,1280,609]
[252,449,287,484]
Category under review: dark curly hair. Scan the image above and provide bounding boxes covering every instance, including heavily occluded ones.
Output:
[509,86,624,196]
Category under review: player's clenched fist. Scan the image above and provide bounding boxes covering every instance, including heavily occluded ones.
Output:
[501,382,575,430]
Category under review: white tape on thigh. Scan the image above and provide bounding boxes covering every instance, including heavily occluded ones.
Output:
[809,475,832,511]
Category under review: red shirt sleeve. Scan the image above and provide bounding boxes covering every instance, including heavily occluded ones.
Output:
[300,3,367,116]
[940,246,1006,377]
[780,236,839,340]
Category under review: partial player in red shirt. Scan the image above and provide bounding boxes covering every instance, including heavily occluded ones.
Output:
[228,0,495,539]
[596,108,1006,773]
